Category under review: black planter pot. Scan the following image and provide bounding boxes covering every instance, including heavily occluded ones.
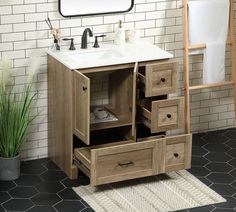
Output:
[0,155,20,181]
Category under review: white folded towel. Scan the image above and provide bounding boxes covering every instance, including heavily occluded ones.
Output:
[188,0,230,84]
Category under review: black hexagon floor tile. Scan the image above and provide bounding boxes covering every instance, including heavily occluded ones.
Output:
[35,181,65,193]
[80,199,91,208]
[58,188,80,200]
[214,196,236,209]
[27,205,57,212]
[202,131,229,143]
[204,143,230,153]
[0,181,16,191]
[21,160,47,175]
[189,166,210,177]
[54,200,86,212]
[61,176,89,188]
[207,173,235,184]
[210,184,236,196]
[81,208,95,212]
[205,152,232,162]
[15,174,42,186]
[2,199,34,211]
[227,149,236,158]
[206,162,234,173]
[31,193,61,206]
[192,132,207,146]
[40,170,67,181]
[212,209,235,212]
[198,177,212,186]
[228,159,236,167]
[191,156,209,166]
[225,139,236,149]
[42,161,60,170]
[61,178,82,188]
[8,186,38,198]
[229,169,236,178]
[231,180,236,188]
[0,205,4,212]
[192,146,208,156]
[0,192,11,204]
[224,129,236,139]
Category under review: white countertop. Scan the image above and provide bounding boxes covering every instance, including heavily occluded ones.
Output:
[46,41,173,69]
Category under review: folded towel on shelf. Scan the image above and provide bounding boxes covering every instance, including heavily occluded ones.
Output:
[188,0,230,84]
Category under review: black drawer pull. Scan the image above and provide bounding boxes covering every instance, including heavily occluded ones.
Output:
[167,114,172,118]
[174,153,179,158]
[82,86,87,91]
[161,78,166,82]
[118,161,134,167]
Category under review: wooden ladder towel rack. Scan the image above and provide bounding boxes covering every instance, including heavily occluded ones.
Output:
[182,0,236,134]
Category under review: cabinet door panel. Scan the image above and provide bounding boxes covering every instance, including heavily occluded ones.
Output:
[73,70,90,145]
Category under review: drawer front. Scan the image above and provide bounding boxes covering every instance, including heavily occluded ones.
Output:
[151,97,184,133]
[90,140,160,186]
[145,61,178,97]
[164,134,192,172]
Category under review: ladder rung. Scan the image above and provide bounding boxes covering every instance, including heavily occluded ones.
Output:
[189,44,206,50]
[189,81,234,90]
[188,41,232,50]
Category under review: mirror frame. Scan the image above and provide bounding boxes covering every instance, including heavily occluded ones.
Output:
[59,0,134,17]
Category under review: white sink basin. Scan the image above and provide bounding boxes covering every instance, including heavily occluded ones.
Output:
[46,42,173,69]
[65,48,125,63]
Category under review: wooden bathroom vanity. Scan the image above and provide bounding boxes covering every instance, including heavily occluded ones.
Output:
[47,43,192,186]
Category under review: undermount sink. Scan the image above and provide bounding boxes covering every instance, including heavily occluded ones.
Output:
[65,48,126,63]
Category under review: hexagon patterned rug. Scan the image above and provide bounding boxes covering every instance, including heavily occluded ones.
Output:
[73,170,226,212]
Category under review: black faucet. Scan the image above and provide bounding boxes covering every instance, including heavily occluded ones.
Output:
[93,35,106,48]
[81,28,93,49]
[62,38,76,50]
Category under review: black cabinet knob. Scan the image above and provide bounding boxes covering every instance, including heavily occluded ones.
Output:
[174,153,179,158]
[167,114,172,118]
[82,86,87,91]
[161,78,166,82]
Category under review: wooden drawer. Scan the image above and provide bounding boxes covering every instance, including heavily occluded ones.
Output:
[138,97,184,133]
[74,140,161,186]
[163,134,192,172]
[138,61,178,97]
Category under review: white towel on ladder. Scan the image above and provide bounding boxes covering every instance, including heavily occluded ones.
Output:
[188,0,230,84]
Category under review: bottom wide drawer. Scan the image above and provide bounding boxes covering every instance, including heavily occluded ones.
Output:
[74,140,159,186]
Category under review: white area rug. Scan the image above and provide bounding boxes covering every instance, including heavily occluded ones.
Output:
[73,170,226,212]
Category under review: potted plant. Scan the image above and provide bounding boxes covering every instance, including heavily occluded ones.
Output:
[0,61,37,181]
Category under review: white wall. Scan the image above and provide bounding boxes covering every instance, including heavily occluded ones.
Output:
[0,0,235,160]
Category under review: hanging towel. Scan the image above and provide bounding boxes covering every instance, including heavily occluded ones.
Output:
[188,0,230,84]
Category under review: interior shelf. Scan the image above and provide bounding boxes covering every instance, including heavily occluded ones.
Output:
[91,115,132,131]
[90,105,132,131]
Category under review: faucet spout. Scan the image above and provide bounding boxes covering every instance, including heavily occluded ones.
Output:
[81,28,93,49]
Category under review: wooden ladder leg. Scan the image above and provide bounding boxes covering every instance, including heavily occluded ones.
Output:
[182,0,191,134]
[229,0,236,120]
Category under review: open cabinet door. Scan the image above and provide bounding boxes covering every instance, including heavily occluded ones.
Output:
[132,62,138,137]
[73,70,90,145]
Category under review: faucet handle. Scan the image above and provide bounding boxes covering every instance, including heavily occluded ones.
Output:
[62,38,76,50]
[93,35,106,48]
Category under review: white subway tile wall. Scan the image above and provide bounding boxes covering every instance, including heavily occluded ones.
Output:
[0,0,235,160]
